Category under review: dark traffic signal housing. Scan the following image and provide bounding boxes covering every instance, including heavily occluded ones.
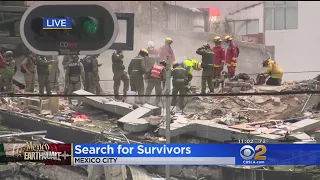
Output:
[20,1,134,56]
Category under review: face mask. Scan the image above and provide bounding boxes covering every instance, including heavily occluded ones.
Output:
[226,42,231,46]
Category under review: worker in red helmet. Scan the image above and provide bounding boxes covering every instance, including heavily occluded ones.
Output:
[158,37,176,64]
[224,35,239,80]
[212,36,225,88]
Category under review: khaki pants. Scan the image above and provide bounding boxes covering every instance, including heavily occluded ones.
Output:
[24,73,35,92]
[38,74,51,95]
[145,78,162,105]
[113,72,129,96]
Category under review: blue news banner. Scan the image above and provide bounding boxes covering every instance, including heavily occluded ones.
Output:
[72,144,320,166]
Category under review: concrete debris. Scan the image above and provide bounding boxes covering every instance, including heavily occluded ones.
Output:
[117,104,161,132]
[72,90,134,116]
[224,81,254,92]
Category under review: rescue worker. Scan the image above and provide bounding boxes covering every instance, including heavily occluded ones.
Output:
[147,41,160,63]
[144,41,159,78]
[82,54,102,94]
[180,58,201,91]
[171,62,187,110]
[212,36,226,88]
[158,37,175,64]
[0,52,6,92]
[224,35,239,79]
[196,43,214,94]
[36,55,55,95]
[262,58,283,86]
[112,50,129,100]
[145,60,166,106]
[2,51,17,92]
[65,55,85,104]
[92,54,103,95]
[62,55,71,98]
[47,55,60,91]
[21,51,37,92]
[128,49,148,104]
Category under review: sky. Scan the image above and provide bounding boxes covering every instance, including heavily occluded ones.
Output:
[167,1,260,17]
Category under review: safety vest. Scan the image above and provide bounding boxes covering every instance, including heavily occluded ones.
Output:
[183,59,195,74]
[68,62,81,76]
[151,64,165,79]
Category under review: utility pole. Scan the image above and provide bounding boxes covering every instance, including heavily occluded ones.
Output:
[165,53,172,180]
[150,1,152,40]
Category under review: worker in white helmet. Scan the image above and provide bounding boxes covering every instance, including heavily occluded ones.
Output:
[144,41,160,84]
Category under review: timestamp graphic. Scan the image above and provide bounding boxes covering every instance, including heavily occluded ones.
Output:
[238,139,267,144]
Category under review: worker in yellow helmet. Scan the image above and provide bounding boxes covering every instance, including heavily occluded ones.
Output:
[262,58,283,86]
[171,62,188,110]
[159,37,176,64]
[180,57,202,91]
[224,35,239,79]
[128,49,148,104]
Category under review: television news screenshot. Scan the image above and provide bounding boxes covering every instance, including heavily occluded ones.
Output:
[0,1,317,180]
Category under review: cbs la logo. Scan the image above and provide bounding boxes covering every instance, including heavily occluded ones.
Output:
[240,145,267,164]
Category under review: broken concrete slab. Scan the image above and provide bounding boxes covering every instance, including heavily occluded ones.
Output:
[73,90,133,116]
[118,103,161,132]
[255,85,284,92]
[290,119,320,133]
[287,132,312,141]
[158,119,285,142]
[123,118,150,132]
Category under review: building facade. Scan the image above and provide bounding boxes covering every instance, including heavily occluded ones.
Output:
[264,1,318,81]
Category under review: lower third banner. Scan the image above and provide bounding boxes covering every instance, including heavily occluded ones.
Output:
[72,144,320,166]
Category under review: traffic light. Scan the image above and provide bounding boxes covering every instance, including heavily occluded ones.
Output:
[20,1,134,56]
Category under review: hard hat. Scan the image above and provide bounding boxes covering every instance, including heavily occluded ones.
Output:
[141,48,149,54]
[165,37,173,43]
[148,41,155,48]
[213,36,222,42]
[224,35,232,41]
[5,51,13,57]
[139,48,149,56]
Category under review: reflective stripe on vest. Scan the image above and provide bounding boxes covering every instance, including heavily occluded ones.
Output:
[151,64,165,79]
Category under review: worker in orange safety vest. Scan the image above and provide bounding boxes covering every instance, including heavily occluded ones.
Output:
[145,60,167,106]
[224,35,239,79]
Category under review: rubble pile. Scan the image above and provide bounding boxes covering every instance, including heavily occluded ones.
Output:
[282,79,320,91]
[184,94,306,124]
